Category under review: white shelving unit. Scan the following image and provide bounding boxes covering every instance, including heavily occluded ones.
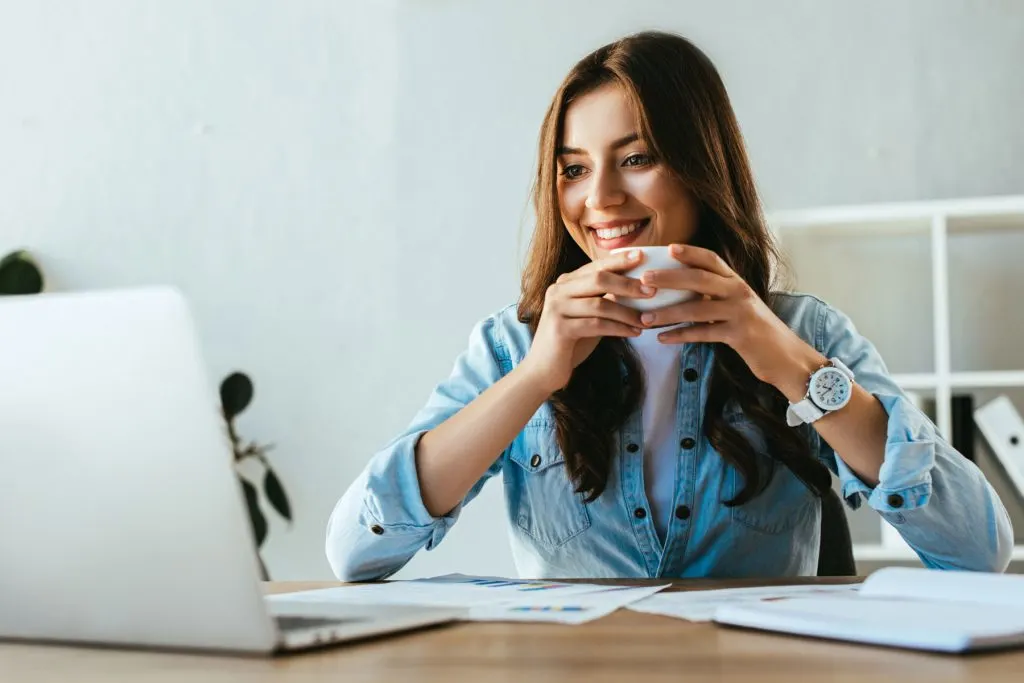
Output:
[768,194,1024,564]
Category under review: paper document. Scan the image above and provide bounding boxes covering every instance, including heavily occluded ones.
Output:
[718,595,1024,653]
[268,573,666,623]
[713,567,1024,653]
[628,583,861,622]
[468,584,670,624]
[858,565,1024,608]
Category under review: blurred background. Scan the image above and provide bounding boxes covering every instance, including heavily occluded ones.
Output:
[2,0,1022,579]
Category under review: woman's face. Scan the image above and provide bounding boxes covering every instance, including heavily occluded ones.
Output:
[557,83,699,259]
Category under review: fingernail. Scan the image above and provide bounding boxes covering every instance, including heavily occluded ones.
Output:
[641,313,656,325]
[640,285,655,295]
[671,244,684,255]
[627,249,641,260]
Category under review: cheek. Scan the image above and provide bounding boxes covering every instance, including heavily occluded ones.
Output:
[558,183,588,235]
[557,186,593,255]
[558,181,587,219]
[628,173,698,234]
[624,170,676,209]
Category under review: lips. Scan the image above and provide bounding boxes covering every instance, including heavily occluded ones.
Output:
[589,217,650,249]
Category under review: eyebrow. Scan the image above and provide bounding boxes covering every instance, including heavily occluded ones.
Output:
[556,133,640,157]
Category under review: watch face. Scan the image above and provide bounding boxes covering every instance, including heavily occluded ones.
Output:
[809,366,851,411]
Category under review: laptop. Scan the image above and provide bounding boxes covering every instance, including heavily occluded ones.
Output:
[0,286,462,655]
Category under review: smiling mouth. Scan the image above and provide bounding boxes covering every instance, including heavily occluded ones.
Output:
[590,218,650,248]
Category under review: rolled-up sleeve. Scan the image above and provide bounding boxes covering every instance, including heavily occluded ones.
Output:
[325,314,511,581]
[816,303,1014,572]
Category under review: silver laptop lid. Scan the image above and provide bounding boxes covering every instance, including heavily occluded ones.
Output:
[0,286,277,653]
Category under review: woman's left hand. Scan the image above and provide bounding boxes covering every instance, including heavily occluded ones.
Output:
[638,243,820,391]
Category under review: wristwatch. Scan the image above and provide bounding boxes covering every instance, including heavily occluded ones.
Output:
[786,357,855,427]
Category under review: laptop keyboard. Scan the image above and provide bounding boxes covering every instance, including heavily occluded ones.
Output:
[275,615,361,632]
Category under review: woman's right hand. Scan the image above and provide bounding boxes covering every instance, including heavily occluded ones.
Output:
[521,249,655,394]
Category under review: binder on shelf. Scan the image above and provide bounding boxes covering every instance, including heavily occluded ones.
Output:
[951,394,976,462]
[974,395,1024,500]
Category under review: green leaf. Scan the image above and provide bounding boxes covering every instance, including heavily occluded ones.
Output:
[242,477,267,547]
[0,250,44,295]
[220,372,253,420]
[264,467,292,522]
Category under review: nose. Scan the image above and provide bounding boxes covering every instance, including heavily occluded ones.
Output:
[584,166,626,210]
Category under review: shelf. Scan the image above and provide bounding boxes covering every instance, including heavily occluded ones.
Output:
[775,195,1024,569]
[853,544,1024,562]
[770,194,1024,229]
[770,217,929,237]
[890,372,1024,390]
[947,213,1024,234]
[950,371,1024,389]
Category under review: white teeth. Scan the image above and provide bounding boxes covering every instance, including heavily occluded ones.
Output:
[595,221,643,239]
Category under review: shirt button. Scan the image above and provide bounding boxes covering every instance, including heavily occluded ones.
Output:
[683,368,698,382]
[675,505,691,520]
[626,443,640,453]
[634,507,647,519]
[370,524,384,535]
[887,494,904,508]
[680,437,696,450]
[530,454,541,468]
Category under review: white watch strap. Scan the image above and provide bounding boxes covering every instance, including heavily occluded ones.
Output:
[786,398,824,427]
[830,357,854,380]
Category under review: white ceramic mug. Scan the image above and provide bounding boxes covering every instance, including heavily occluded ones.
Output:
[610,245,697,312]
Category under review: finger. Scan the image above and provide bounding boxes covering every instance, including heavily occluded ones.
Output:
[655,321,730,345]
[559,296,645,328]
[640,266,734,299]
[557,269,655,301]
[655,321,729,344]
[640,299,734,328]
[566,317,642,339]
[559,247,645,283]
[668,244,735,279]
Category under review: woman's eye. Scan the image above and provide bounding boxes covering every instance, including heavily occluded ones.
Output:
[623,153,652,167]
[560,164,586,179]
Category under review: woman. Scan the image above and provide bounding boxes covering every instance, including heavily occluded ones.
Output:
[326,31,1012,580]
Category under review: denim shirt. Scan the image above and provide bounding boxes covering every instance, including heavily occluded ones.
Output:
[326,293,1013,580]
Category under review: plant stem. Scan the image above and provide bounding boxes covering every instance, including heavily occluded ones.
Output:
[225,413,244,462]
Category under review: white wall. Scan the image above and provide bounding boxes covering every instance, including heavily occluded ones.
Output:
[3,1,1023,579]
[0,0,405,580]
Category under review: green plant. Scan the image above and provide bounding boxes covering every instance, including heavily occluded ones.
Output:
[0,250,44,295]
[220,371,292,578]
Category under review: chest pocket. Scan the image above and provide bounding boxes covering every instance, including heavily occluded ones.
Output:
[723,406,818,535]
[506,425,591,548]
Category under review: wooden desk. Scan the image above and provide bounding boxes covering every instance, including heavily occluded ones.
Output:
[2,578,1022,682]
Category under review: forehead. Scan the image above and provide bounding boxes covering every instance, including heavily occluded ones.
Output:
[561,83,637,149]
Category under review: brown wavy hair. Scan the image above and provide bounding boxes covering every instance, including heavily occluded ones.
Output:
[518,31,831,505]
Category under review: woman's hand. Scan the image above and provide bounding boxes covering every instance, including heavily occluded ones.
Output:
[637,243,822,391]
[521,249,655,394]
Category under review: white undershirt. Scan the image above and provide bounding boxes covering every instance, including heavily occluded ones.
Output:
[626,328,683,542]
